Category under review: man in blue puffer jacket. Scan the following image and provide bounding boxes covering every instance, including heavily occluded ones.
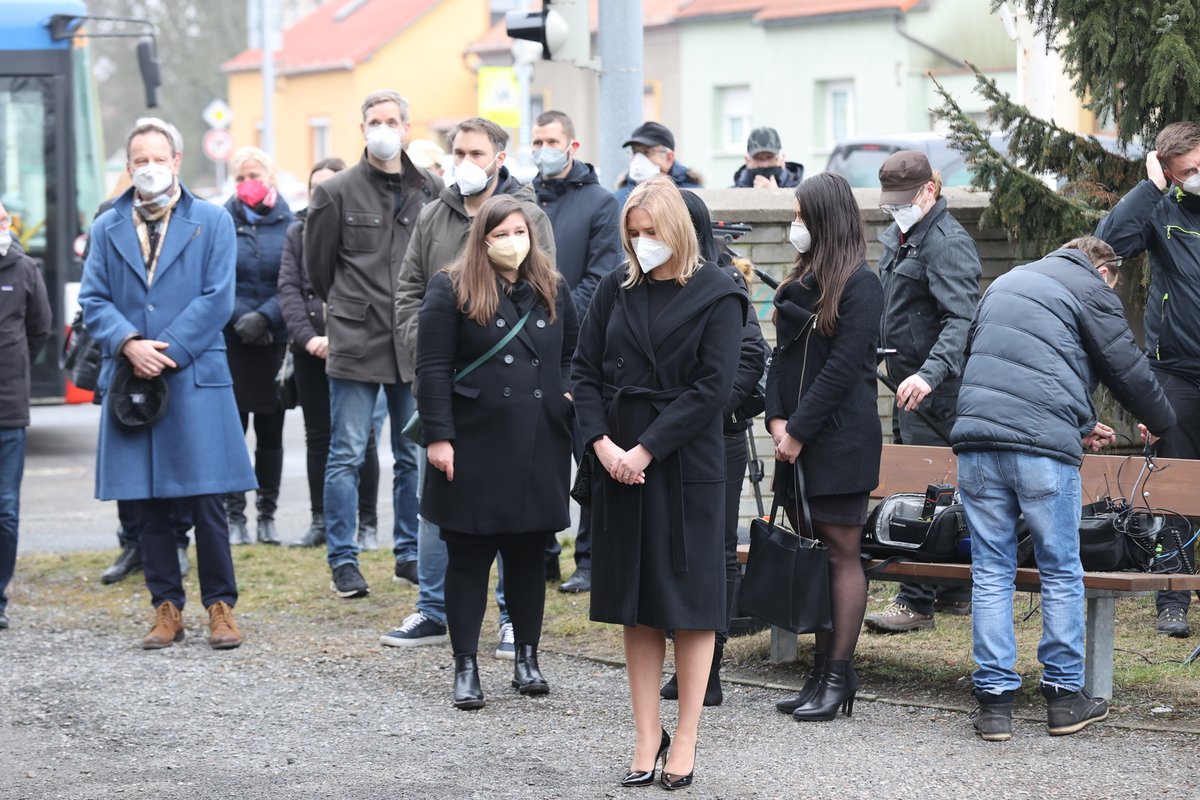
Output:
[951,236,1175,742]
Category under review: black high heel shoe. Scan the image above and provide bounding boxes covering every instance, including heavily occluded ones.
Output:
[775,652,825,714]
[659,769,694,791]
[620,728,670,787]
[791,658,857,721]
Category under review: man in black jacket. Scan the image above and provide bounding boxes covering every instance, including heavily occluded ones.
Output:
[0,199,52,629]
[1095,121,1200,637]
[866,150,981,634]
[952,237,1175,742]
[731,127,804,189]
[530,110,622,593]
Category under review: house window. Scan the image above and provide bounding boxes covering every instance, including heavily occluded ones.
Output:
[717,85,751,151]
[309,116,331,162]
[824,81,854,146]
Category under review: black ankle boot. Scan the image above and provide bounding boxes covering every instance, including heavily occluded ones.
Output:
[511,643,550,695]
[453,653,485,710]
[288,512,326,548]
[776,652,825,714]
[792,658,857,721]
[225,492,251,545]
[703,641,724,707]
[255,449,284,545]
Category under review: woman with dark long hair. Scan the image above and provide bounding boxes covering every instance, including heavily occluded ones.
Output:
[765,172,883,721]
[416,194,577,710]
[573,176,745,790]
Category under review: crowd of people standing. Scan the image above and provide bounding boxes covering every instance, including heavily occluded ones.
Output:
[3,89,1199,789]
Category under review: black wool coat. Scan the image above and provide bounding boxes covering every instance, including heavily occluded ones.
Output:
[572,263,746,630]
[765,263,884,498]
[416,271,578,535]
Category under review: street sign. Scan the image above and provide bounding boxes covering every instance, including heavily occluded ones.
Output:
[203,99,233,130]
[202,128,235,162]
[477,66,520,129]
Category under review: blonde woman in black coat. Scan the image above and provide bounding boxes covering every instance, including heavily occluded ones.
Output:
[766,172,883,722]
[416,194,578,710]
[573,176,745,790]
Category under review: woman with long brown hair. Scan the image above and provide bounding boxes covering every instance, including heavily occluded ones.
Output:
[416,194,578,710]
[765,172,883,721]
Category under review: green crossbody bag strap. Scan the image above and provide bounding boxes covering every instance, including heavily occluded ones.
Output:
[453,309,533,383]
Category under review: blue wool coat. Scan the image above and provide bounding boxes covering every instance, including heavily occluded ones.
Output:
[79,185,257,500]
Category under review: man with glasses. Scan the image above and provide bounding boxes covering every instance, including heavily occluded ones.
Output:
[1095,121,1200,638]
[865,150,982,635]
[612,122,702,205]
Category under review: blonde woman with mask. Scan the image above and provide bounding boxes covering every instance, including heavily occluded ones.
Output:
[416,194,578,710]
[572,175,745,790]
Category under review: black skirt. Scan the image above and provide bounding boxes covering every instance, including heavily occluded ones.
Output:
[227,341,286,415]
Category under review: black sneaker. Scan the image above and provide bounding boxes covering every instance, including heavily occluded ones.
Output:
[0,612,8,630]
[379,611,448,647]
[1042,685,1108,736]
[1156,607,1190,638]
[970,690,1013,741]
[393,559,419,586]
[330,563,369,599]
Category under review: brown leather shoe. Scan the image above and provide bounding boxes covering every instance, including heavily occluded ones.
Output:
[142,601,185,649]
[206,601,243,650]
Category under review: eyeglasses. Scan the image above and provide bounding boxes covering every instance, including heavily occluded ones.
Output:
[1100,258,1123,269]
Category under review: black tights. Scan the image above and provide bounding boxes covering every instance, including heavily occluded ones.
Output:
[444,532,548,656]
[787,510,867,661]
[239,410,285,450]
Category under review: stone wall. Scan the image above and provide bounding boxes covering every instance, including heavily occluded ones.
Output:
[692,187,1020,525]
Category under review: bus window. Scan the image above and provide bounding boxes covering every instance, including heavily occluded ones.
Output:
[0,76,51,259]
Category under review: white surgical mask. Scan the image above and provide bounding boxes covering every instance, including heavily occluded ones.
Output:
[132,163,174,198]
[487,235,530,273]
[0,230,10,258]
[627,152,660,183]
[366,125,402,162]
[454,155,497,196]
[1182,173,1200,195]
[889,203,924,234]
[634,236,673,273]
[789,222,811,254]
[533,146,570,178]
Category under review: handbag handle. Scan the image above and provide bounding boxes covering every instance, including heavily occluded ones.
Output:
[767,461,814,538]
[453,309,532,383]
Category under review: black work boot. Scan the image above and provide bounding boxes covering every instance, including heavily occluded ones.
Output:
[288,512,326,548]
[512,643,550,695]
[101,544,142,585]
[1042,684,1108,736]
[776,652,826,714]
[225,492,251,545]
[453,653,485,710]
[971,688,1014,741]
[254,448,284,545]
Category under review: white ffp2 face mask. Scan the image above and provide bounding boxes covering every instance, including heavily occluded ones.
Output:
[0,230,11,258]
[366,125,402,161]
[132,163,174,198]
[627,152,660,183]
[454,155,497,196]
[789,222,811,254]
[634,236,673,273]
[1182,173,1200,195]
[889,203,924,234]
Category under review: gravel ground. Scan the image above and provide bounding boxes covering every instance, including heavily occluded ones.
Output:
[2,610,1198,800]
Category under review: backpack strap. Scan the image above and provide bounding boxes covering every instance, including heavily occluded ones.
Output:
[453,309,532,383]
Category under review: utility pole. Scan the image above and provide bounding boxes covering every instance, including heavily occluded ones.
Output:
[260,0,276,155]
[597,0,642,187]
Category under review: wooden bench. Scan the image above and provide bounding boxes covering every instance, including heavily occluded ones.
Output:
[738,444,1200,699]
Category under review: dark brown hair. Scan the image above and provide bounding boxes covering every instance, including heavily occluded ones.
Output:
[1062,235,1117,266]
[1156,122,1200,160]
[535,110,575,140]
[451,117,509,155]
[781,172,867,336]
[308,157,346,191]
[447,195,560,326]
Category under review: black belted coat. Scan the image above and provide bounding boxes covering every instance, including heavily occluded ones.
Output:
[572,263,745,630]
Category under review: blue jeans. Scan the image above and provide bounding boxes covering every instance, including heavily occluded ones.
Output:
[0,427,26,615]
[959,450,1085,694]
[325,378,418,569]
[416,452,507,626]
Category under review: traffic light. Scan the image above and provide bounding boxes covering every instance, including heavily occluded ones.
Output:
[505,0,593,67]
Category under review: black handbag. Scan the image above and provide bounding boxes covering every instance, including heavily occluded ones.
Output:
[1078,499,1144,572]
[570,452,594,507]
[60,309,102,392]
[739,462,832,634]
[275,349,299,411]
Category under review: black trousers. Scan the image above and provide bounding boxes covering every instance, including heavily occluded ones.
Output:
[130,495,237,610]
[1151,368,1199,612]
[117,499,191,548]
[444,531,547,656]
[293,348,380,516]
[719,432,747,646]
[547,416,591,570]
[892,408,971,614]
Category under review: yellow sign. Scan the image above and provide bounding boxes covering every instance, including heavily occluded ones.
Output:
[477,67,520,129]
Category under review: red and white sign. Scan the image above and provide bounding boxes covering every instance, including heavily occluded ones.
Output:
[202,128,235,162]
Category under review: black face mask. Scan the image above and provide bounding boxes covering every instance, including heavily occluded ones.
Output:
[740,166,783,186]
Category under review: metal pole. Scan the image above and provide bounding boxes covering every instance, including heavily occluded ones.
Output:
[260,0,275,155]
[597,0,643,188]
[514,0,533,171]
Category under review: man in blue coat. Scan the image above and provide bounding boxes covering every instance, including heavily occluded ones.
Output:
[80,118,256,651]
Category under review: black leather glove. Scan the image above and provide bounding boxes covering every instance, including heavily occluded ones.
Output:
[233,311,270,344]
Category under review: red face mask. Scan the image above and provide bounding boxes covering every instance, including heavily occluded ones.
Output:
[236,178,275,209]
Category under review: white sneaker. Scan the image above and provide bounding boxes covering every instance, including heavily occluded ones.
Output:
[494,621,515,660]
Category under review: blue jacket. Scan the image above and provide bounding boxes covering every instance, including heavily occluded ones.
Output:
[79,186,256,500]
[951,248,1176,465]
[612,161,703,206]
[531,160,622,317]
[224,195,294,344]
